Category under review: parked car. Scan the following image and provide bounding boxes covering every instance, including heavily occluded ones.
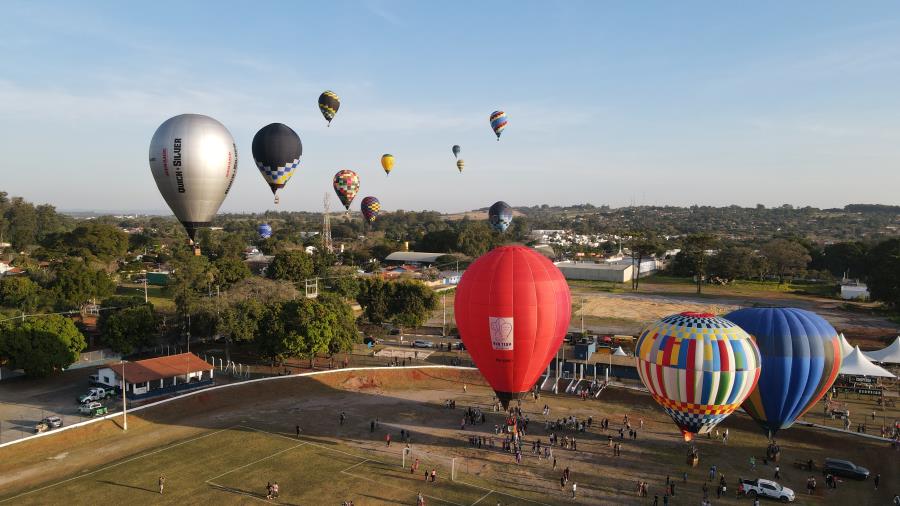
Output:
[412,340,434,349]
[78,401,103,415]
[34,416,63,433]
[740,478,795,502]
[78,387,113,404]
[822,458,869,480]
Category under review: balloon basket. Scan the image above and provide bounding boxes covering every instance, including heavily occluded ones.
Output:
[687,454,699,467]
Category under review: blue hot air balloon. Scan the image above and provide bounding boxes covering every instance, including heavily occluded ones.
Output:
[488,201,513,232]
[258,223,273,239]
[725,307,842,438]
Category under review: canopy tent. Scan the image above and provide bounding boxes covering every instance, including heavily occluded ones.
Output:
[863,337,900,364]
[838,333,855,357]
[612,346,628,356]
[840,346,895,378]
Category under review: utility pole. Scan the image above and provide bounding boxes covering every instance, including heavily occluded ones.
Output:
[581,297,585,336]
[143,270,148,303]
[121,361,127,431]
[187,313,191,354]
[442,293,447,337]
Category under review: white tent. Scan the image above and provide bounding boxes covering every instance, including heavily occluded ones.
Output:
[840,346,895,378]
[612,346,628,356]
[863,337,900,364]
[838,333,855,357]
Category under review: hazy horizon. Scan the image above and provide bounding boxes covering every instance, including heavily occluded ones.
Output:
[2,2,900,214]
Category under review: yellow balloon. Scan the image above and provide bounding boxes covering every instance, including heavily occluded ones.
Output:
[457,159,465,173]
[381,154,394,175]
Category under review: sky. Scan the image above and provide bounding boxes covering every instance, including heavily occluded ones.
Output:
[1,1,899,214]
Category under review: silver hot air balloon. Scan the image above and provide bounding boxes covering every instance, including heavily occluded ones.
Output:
[149,114,238,243]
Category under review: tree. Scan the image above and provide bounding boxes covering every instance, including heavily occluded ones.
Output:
[213,257,251,287]
[318,293,358,355]
[6,201,37,250]
[257,295,357,368]
[866,239,900,307]
[63,223,128,261]
[760,239,811,283]
[677,234,718,294]
[456,221,494,257]
[0,276,40,311]
[0,314,86,377]
[820,241,869,279]
[325,266,360,299]
[356,278,392,324]
[48,259,116,308]
[218,298,267,343]
[388,281,438,331]
[100,304,157,354]
[267,250,314,282]
[709,246,755,282]
[628,234,663,290]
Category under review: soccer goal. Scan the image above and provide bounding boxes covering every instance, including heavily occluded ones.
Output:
[402,447,458,482]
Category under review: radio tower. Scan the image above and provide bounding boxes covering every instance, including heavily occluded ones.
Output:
[322,192,333,253]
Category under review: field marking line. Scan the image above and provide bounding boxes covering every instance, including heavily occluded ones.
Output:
[205,442,306,483]
[0,425,235,504]
[340,459,369,473]
[340,469,464,506]
[238,425,368,460]
[470,490,493,505]
[206,482,271,504]
[455,480,551,506]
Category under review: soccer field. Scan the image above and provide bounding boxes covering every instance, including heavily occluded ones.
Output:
[1,424,550,506]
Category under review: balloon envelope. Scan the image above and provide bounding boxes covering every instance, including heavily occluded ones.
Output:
[488,201,513,232]
[381,154,394,175]
[318,90,340,125]
[252,123,302,196]
[333,170,360,210]
[457,159,465,173]
[725,307,842,436]
[452,145,461,158]
[258,223,273,239]
[635,312,761,441]
[361,196,381,222]
[490,110,508,140]
[148,114,237,242]
[455,245,571,408]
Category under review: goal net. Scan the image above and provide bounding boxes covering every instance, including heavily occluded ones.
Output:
[402,447,458,482]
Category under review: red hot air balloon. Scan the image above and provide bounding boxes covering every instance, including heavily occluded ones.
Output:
[455,245,571,408]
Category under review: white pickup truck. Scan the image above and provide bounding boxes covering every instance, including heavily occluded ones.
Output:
[740,478,795,502]
[78,387,114,404]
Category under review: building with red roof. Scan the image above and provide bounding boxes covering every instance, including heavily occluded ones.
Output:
[96,353,214,400]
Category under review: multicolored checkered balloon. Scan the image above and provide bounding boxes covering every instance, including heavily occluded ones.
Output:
[635,312,761,441]
[361,196,381,223]
[333,170,360,210]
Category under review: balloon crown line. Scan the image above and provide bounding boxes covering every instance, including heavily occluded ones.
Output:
[679,312,715,318]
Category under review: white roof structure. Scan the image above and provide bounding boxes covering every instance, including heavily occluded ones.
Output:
[838,333,855,357]
[612,346,628,356]
[863,337,900,364]
[384,252,445,264]
[840,346,895,378]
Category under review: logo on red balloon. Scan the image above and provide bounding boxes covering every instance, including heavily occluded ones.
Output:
[489,317,514,351]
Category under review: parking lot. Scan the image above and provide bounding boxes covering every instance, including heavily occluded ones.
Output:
[0,366,124,444]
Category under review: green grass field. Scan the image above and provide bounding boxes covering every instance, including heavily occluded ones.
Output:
[1,424,548,506]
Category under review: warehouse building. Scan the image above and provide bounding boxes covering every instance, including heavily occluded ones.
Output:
[555,261,634,283]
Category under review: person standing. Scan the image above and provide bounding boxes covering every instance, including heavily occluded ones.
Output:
[749,456,756,470]
[416,491,425,506]
[340,412,346,425]
[386,433,392,446]
[431,469,436,483]
[158,475,165,495]
[875,473,880,490]
[571,482,577,499]
[296,425,301,438]
[774,465,781,479]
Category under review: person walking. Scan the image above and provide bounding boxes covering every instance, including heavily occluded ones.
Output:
[750,456,756,469]
[431,469,436,482]
[416,491,426,506]
[652,495,658,506]
[296,425,301,438]
[571,482,577,498]
[158,475,165,495]
[386,433,392,446]
[340,412,346,426]
[874,473,880,490]
[774,465,781,479]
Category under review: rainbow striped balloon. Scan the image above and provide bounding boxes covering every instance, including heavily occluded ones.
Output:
[489,110,508,140]
[635,312,761,441]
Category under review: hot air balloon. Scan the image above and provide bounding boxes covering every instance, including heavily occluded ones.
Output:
[455,245,571,408]
[456,159,465,173]
[149,114,237,245]
[252,123,302,204]
[489,110,508,140]
[318,90,340,126]
[725,307,842,438]
[258,223,273,239]
[635,312,761,441]
[488,201,513,232]
[332,170,360,210]
[361,196,381,223]
[381,154,394,176]
[452,145,461,158]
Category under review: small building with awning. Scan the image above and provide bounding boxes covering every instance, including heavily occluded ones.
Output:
[96,353,214,400]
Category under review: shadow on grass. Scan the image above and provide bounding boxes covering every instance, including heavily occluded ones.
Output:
[96,480,155,494]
